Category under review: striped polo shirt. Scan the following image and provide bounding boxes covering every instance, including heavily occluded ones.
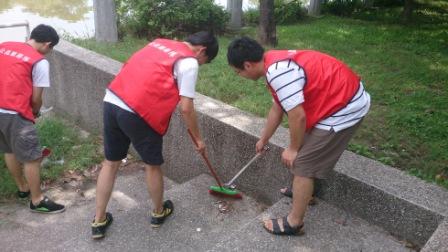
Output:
[266,60,370,132]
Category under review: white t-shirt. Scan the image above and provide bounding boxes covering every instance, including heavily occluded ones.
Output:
[266,60,370,132]
[104,57,199,112]
[0,59,50,114]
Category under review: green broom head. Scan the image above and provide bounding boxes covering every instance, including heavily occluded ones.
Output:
[209,185,242,199]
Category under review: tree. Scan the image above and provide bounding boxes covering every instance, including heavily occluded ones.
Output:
[363,0,374,9]
[258,0,277,46]
[401,0,415,24]
[308,0,321,16]
[93,0,118,42]
[227,0,243,31]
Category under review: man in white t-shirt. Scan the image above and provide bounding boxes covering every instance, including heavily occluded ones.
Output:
[0,24,65,213]
[227,37,370,236]
[92,31,219,239]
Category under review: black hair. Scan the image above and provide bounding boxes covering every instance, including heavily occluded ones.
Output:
[185,31,218,63]
[227,37,264,69]
[30,24,59,48]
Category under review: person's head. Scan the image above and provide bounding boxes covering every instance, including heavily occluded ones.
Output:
[227,36,265,81]
[29,24,59,54]
[185,31,218,65]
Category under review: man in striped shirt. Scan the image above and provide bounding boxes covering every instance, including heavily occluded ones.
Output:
[227,37,370,236]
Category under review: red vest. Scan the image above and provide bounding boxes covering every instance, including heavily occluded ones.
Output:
[0,42,44,122]
[108,39,196,135]
[264,50,360,130]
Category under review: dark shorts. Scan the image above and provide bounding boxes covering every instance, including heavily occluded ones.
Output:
[0,113,42,162]
[292,120,363,179]
[103,102,164,166]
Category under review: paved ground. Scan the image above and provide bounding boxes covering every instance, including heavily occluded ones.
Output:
[0,163,415,252]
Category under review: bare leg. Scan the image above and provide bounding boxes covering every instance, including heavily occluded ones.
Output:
[95,160,121,223]
[23,158,44,205]
[264,175,314,230]
[145,164,164,213]
[4,153,29,192]
[287,175,314,226]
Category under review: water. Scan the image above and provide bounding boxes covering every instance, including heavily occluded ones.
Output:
[0,0,256,42]
[0,0,94,42]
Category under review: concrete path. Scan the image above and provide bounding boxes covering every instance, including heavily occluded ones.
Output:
[0,165,414,252]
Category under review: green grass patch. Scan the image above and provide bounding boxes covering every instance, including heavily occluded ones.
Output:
[71,15,448,189]
[0,117,101,198]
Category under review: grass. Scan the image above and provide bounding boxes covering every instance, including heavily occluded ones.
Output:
[0,117,101,198]
[71,13,448,189]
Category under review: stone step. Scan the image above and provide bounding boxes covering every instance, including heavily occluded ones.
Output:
[211,198,415,252]
[0,173,267,251]
[0,166,178,252]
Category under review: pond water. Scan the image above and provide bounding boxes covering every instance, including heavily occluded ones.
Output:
[0,0,256,42]
[0,0,94,42]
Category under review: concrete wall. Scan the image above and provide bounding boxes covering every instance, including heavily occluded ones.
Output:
[46,40,448,247]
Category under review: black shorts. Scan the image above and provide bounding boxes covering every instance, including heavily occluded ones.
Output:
[103,102,163,166]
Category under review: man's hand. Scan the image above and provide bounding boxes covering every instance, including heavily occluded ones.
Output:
[194,138,206,155]
[281,147,298,168]
[256,139,267,154]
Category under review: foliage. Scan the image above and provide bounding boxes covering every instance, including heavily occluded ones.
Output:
[243,8,260,26]
[373,0,404,8]
[243,0,306,25]
[114,0,229,38]
[275,0,306,24]
[0,117,101,198]
[322,0,363,17]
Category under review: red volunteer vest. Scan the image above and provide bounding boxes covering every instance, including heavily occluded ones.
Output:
[264,50,360,130]
[108,39,196,135]
[0,42,44,122]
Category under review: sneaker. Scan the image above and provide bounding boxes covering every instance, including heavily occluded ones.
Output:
[91,212,113,239]
[150,200,174,228]
[30,196,65,214]
[17,190,30,199]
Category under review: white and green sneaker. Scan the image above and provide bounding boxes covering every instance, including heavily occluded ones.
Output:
[30,196,65,214]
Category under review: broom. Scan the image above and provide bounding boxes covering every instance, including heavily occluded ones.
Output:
[187,129,242,199]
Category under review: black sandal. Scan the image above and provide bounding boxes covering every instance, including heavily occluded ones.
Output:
[150,200,174,227]
[280,188,317,205]
[263,216,304,236]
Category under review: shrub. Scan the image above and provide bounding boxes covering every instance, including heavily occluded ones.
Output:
[243,0,306,26]
[374,0,404,8]
[115,0,229,38]
[323,0,363,17]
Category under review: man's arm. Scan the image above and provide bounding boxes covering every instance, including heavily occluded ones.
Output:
[31,87,44,117]
[179,96,205,154]
[282,104,306,168]
[256,102,284,153]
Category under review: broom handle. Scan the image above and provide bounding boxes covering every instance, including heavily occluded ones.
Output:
[187,129,223,187]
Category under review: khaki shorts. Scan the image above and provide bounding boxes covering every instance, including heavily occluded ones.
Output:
[292,120,363,179]
[0,113,42,162]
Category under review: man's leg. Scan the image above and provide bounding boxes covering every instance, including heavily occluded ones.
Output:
[4,153,29,192]
[145,164,164,213]
[287,175,314,227]
[94,160,121,223]
[263,175,313,230]
[23,158,44,205]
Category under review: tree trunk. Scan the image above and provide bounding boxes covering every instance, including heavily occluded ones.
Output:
[401,0,414,24]
[93,0,118,42]
[227,0,243,31]
[258,0,277,47]
[363,0,374,9]
[308,0,321,16]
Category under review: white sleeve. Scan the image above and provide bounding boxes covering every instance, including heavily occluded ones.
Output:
[32,59,50,88]
[174,58,199,99]
[266,60,306,112]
